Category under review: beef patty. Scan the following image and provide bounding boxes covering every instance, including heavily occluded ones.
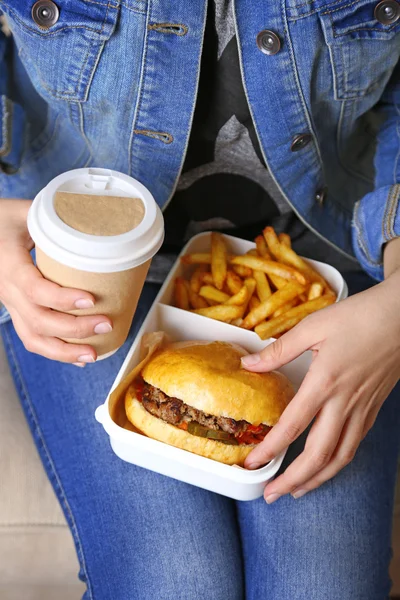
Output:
[141,382,270,438]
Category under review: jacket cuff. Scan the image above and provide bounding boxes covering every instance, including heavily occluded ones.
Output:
[352,184,400,281]
[0,95,25,173]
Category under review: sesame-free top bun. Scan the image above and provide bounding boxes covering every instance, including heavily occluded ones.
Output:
[141,341,294,425]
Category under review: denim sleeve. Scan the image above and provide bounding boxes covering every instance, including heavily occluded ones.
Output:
[352,61,400,281]
[0,24,26,175]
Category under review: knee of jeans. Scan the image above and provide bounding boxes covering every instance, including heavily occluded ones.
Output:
[73,516,243,600]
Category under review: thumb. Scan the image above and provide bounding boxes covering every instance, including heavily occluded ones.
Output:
[241,322,312,372]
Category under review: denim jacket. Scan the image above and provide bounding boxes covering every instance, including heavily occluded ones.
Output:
[0,0,399,280]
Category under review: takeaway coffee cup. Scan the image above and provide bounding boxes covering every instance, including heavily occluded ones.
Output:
[27,168,164,359]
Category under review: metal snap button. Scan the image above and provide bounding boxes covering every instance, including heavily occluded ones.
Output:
[374,0,400,24]
[290,134,313,152]
[31,0,59,29]
[256,30,281,55]
[315,187,327,206]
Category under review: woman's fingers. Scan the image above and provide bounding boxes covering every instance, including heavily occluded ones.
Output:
[16,261,96,310]
[9,308,97,364]
[24,303,112,340]
[289,412,365,499]
[241,314,321,373]
[244,368,326,469]
[260,401,347,502]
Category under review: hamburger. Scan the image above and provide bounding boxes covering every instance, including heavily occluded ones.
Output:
[125,341,294,466]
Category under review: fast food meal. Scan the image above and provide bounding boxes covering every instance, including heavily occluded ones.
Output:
[125,341,294,466]
[176,227,337,339]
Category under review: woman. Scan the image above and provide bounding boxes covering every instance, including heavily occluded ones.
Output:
[0,1,399,598]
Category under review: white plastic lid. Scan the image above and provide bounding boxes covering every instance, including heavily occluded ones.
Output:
[27,168,164,273]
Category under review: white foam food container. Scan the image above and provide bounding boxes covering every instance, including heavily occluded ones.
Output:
[95,232,348,501]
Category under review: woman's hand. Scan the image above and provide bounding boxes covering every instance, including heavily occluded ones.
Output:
[241,270,400,503]
[0,199,112,365]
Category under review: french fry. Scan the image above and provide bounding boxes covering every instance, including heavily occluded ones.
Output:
[244,277,257,296]
[264,226,331,291]
[239,277,257,317]
[199,285,230,304]
[192,304,243,323]
[255,235,270,258]
[249,296,261,311]
[230,255,307,286]
[241,281,306,330]
[247,249,258,256]
[225,285,249,306]
[226,270,243,295]
[269,273,289,290]
[188,286,208,309]
[232,264,253,278]
[190,265,208,293]
[272,298,298,318]
[299,293,308,302]
[263,226,282,259]
[279,232,291,248]
[202,272,214,285]
[181,253,212,265]
[255,295,336,340]
[253,269,271,302]
[174,277,189,310]
[211,232,228,290]
[205,298,219,306]
[231,317,243,327]
[308,282,323,301]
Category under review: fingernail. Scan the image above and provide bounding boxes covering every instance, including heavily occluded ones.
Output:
[246,462,261,470]
[77,354,95,363]
[74,299,94,309]
[94,322,112,334]
[73,362,86,368]
[265,493,281,505]
[292,489,308,499]
[241,353,261,367]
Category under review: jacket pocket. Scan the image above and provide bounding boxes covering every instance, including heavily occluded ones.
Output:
[318,0,400,100]
[0,0,120,102]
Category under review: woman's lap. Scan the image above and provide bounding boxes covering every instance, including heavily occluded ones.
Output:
[1,276,399,599]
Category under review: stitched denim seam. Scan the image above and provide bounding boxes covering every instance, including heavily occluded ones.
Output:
[77,101,94,164]
[120,1,146,14]
[83,0,119,7]
[19,36,101,101]
[288,0,341,19]
[394,105,400,183]
[0,1,114,37]
[353,199,380,265]
[1,327,94,599]
[128,0,151,176]
[383,185,400,241]
[332,23,398,37]
[390,185,400,239]
[281,0,324,172]
[80,39,106,104]
[0,96,10,155]
[292,0,340,11]
[326,15,394,98]
[160,0,209,212]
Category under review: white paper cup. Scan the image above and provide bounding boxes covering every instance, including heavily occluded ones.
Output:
[27,168,164,359]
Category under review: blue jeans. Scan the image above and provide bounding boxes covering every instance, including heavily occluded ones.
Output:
[1,273,399,600]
